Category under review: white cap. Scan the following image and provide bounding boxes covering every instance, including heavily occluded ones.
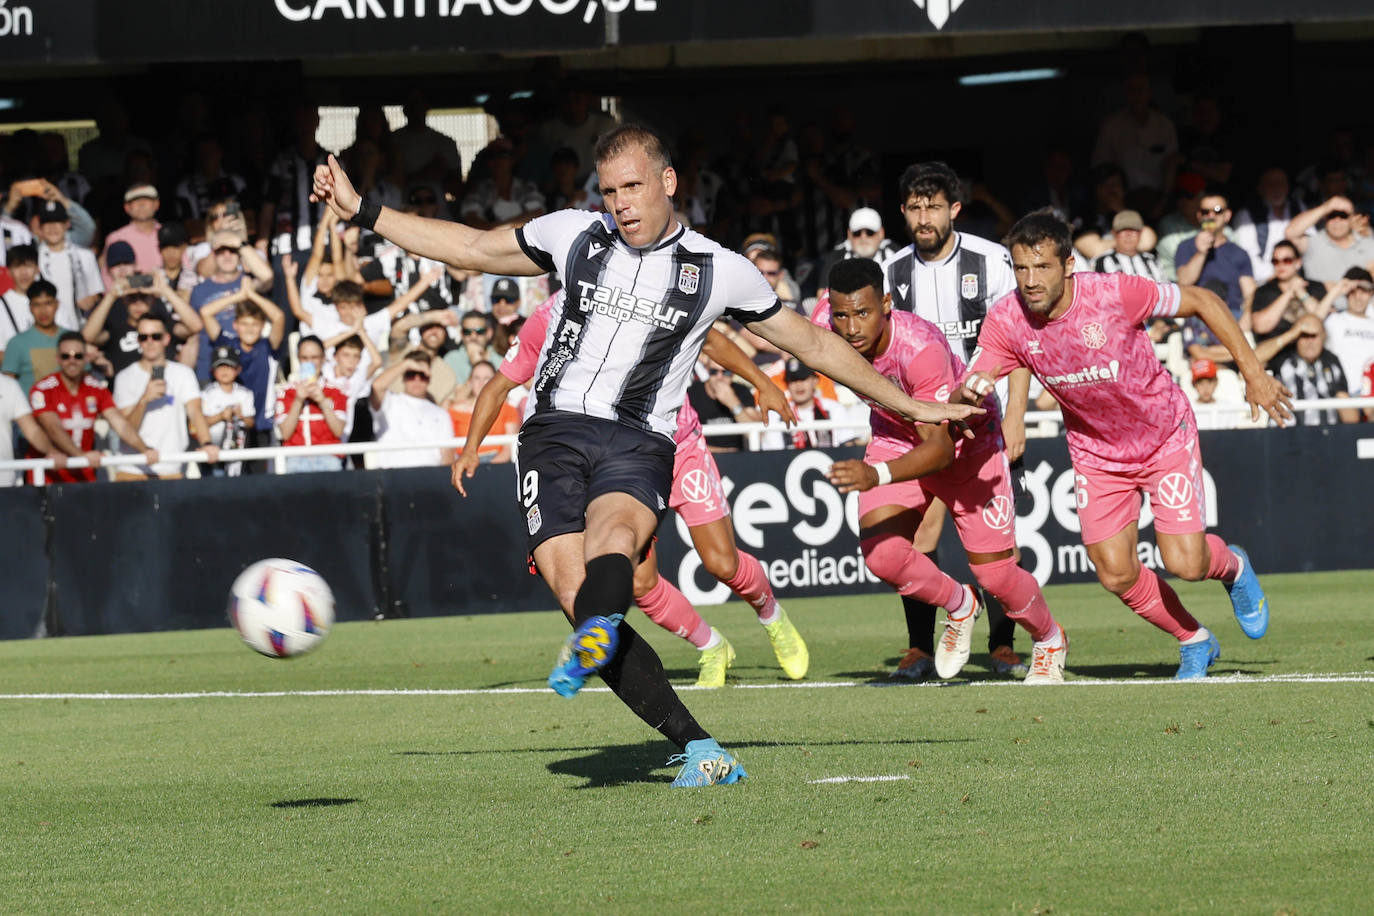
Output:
[848,207,882,233]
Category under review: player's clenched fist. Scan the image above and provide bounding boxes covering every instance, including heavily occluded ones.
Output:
[310,154,361,222]
[827,459,879,494]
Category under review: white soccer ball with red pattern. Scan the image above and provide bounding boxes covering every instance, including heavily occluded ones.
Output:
[229,559,335,658]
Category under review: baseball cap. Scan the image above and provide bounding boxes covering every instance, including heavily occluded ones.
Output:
[491,278,520,302]
[211,345,241,370]
[124,184,159,203]
[158,223,189,248]
[1174,172,1206,196]
[37,200,68,223]
[1191,359,1217,382]
[848,207,882,234]
[1111,210,1144,232]
[106,240,136,267]
[784,358,816,382]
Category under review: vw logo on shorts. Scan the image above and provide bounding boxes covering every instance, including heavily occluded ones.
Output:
[981,495,1014,531]
[1156,473,1193,509]
[680,469,714,504]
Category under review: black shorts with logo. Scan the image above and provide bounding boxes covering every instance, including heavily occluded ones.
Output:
[515,410,675,555]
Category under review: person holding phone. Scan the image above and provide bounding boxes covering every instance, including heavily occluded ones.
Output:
[275,334,347,473]
[1175,189,1256,330]
[112,314,218,480]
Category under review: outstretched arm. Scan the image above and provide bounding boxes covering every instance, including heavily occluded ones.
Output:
[451,372,520,497]
[746,306,983,428]
[826,423,953,493]
[312,155,542,276]
[701,327,796,426]
[1177,283,1294,426]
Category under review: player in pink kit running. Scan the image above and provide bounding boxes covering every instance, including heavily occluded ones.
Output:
[957,210,1294,679]
[453,294,809,688]
[821,258,1069,684]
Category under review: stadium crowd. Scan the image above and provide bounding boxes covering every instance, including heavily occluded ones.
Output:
[2,71,1373,484]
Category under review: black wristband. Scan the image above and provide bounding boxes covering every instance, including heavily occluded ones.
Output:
[352,197,381,231]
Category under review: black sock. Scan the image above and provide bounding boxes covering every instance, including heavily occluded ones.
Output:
[572,553,709,750]
[983,587,1016,653]
[901,553,940,654]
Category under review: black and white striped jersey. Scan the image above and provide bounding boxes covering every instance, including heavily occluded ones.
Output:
[883,231,1016,364]
[516,210,781,440]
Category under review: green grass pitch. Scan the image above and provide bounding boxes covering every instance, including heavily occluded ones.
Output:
[2,570,1371,913]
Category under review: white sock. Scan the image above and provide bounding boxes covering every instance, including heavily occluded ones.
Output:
[947,585,975,618]
[1232,549,1245,577]
[1035,626,1065,649]
[757,605,782,626]
[699,628,723,651]
[1181,626,1212,646]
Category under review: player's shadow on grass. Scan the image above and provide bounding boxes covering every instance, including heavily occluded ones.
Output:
[269,798,359,808]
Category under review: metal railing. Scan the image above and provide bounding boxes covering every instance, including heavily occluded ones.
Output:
[2,396,1371,484]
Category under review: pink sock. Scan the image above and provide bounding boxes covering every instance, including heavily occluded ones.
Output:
[1204,534,1240,583]
[636,577,712,648]
[861,534,965,611]
[971,556,1056,642]
[1118,566,1200,641]
[724,549,778,619]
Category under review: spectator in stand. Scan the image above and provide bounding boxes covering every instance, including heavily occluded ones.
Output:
[189,230,274,380]
[199,280,286,457]
[112,314,218,480]
[1091,210,1164,280]
[446,360,518,463]
[1176,189,1255,326]
[760,359,864,450]
[3,280,64,393]
[750,246,800,309]
[99,184,163,285]
[534,90,617,187]
[1,192,34,261]
[487,277,524,353]
[816,207,896,291]
[1081,162,1129,248]
[276,335,348,473]
[1323,267,1374,396]
[1184,358,1248,431]
[286,263,436,366]
[0,371,60,488]
[320,332,380,442]
[460,138,545,230]
[0,244,38,359]
[547,147,593,212]
[1283,195,1374,285]
[34,200,100,329]
[1273,315,1362,426]
[174,135,247,225]
[82,256,203,376]
[157,223,195,294]
[199,344,256,477]
[687,356,763,453]
[1156,172,1206,281]
[259,102,331,267]
[369,350,454,468]
[445,310,503,386]
[1091,72,1179,195]
[31,330,158,482]
[391,91,463,194]
[1251,241,1327,356]
[1233,167,1302,285]
[388,307,458,402]
[341,105,405,213]
[5,178,96,250]
[1019,148,1089,229]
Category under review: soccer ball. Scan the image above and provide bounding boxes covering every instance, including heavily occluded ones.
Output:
[229,558,335,658]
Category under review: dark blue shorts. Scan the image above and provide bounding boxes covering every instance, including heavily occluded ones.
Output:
[515,410,674,555]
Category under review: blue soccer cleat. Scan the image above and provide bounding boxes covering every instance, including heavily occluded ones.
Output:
[1223,546,1268,639]
[1175,631,1221,680]
[548,614,624,698]
[668,739,747,787]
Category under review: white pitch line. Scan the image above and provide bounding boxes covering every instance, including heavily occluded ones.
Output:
[809,775,911,784]
[1,670,1372,701]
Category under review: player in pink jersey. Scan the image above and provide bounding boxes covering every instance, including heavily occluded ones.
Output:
[453,294,809,688]
[822,258,1069,683]
[957,210,1294,679]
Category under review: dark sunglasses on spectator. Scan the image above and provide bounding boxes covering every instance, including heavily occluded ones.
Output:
[138,332,166,342]
[492,295,518,304]
[1271,256,1297,265]
[58,351,86,361]
[1197,205,1227,215]
[1327,211,1351,220]
[852,229,878,237]
[708,368,730,376]
[461,327,486,335]
[403,370,430,382]
[214,246,238,255]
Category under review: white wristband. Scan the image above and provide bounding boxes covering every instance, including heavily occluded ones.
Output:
[872,461,893,486]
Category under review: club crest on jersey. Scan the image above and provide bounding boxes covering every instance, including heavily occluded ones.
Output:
[1081,322,1107,350]
[961,273,979,299]
[526,504,542,535]
[677,263,700,295]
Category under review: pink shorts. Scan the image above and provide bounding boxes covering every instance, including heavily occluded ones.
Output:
[669,438,731,528]
[858,441,1017,554]
[1074,431,1207,545]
